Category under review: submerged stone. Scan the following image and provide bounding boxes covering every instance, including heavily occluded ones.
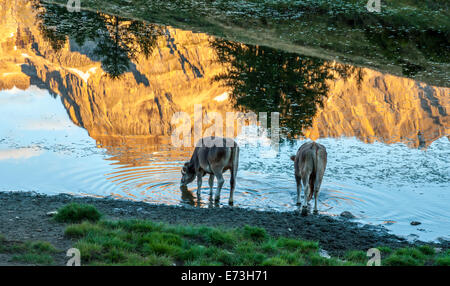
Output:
[340,211,356,219]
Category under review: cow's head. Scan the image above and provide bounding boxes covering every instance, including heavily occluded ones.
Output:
[180,162,195,186]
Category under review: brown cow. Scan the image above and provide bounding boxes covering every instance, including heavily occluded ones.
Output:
[180,136,239,205]
[290,141,327,215]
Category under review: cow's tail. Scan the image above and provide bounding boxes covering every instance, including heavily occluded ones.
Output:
[308,143,318,201]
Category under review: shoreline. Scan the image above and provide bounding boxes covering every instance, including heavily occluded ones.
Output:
[1,191,448,265]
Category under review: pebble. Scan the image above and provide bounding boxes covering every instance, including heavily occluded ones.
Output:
[410,221,421,226]
[47,211,58,217]
[319,249,331,259]
[113,208,125,214]
[340,211,356,219]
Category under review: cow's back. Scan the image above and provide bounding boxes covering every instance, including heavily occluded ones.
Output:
[295,142,314,174]
[193,137,237,174]
[296,142,327,176]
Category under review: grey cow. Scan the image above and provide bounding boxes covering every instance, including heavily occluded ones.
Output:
[180,136,239,205]
[290,141,327,215]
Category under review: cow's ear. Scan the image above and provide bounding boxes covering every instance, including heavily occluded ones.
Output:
[290,155,296,161]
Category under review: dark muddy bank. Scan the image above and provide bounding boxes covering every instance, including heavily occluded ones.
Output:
[0,191,448,265]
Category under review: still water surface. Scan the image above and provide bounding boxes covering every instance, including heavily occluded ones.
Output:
[0,1,449,241]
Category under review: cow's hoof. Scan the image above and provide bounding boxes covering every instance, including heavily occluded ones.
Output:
[313,209,319,215]
[228,201,234,206]
[296,202,301,206]
[214,197,220,202]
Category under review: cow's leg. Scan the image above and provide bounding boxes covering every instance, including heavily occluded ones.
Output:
[301,174,310,216]
[295,175,302,206]
[229,146,239,206]
[313,191,319,214]
[313,160,325,215]
[196,174,202,199]
[214,172,225,202]
[313,179,322,214]
[208,174,214,195]
[229,169,236,206]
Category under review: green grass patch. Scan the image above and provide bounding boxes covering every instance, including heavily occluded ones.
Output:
[344,250,368,264]
[65,221,105,237]
[11,253,54,265]
[242,225,268,242]
[0,237,59,265]
[63,218,448,266]
[54,203,102,223]
[64,220,334,266]
[374,245,443,266]
[27,241,58,254]
[377,246,393,254]
[435,253,450,266]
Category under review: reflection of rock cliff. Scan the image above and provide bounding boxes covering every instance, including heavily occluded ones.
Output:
[0,0,231,140]
[0,0,448,149]
[304,68,449,148]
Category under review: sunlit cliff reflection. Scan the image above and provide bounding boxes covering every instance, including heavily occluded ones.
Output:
[1,0,449,162]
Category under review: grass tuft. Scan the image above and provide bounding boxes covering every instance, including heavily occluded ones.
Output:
[345,250,368,264]
[11,253,54,265]
[27,241,58,254]
[54,203,102,223]
[65,221,104,238]
[435,256,450,266]
[1,239,59,265]
[242,225,268,242]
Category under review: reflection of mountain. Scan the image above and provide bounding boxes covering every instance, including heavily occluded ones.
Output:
[0,0,448,154]
[95,136,190,167]
[303,68,450,148]
[0,0,232,140]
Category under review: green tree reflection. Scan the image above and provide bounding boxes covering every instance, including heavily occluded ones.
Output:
[35,2,162,78]
[211,39,362,138]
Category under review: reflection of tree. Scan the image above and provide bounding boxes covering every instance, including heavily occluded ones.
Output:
[35,2,162,78]
[211,39,361,138]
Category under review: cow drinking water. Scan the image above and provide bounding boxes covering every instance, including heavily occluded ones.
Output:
[290,141,327,215]
[180,137,239,205]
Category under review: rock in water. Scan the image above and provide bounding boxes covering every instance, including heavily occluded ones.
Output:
[340,211,356,219]
[410,221,421,226]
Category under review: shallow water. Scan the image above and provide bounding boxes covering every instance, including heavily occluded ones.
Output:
[0,1,449,242]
